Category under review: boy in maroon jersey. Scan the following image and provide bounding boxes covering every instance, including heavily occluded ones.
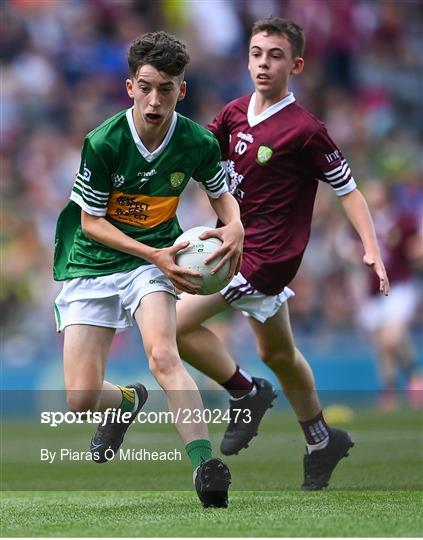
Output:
[176,17,389,490]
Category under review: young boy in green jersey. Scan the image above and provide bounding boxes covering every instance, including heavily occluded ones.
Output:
[53,31,244,508]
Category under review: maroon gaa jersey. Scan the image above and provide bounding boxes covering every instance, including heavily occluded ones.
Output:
[208,92,357,295]
[368,209,420,296]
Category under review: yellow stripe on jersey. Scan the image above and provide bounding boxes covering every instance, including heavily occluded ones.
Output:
[107,191,179,228]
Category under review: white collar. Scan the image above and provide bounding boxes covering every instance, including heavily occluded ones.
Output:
[126,109,177,162]
[247,92,296,127]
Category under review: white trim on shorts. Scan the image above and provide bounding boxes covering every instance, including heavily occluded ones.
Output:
[220,272,295,323]
[54,265,177,332]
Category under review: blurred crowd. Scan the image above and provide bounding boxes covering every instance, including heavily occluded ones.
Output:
[2,0,422,371]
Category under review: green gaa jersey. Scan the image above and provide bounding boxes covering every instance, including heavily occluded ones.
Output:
[53,109,228,281]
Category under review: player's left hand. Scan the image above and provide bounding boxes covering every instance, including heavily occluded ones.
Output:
[363,253,390,295]
[200,221,244,280]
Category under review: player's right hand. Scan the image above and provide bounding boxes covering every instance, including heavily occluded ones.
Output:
[151,242,203,295]
[363,253,390,296]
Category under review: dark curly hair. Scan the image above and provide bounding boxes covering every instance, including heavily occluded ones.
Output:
[128,31,190,80]
[251,17,305,59]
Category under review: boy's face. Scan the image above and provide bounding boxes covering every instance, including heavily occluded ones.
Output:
[126,64,186,131]
[248,31,303,99]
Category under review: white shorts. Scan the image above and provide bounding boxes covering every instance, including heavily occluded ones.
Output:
[220,272,295,323]
[358,281,420,332]
[54,265,177,332]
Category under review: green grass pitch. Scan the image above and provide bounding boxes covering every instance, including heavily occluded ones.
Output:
[1,408,422,537]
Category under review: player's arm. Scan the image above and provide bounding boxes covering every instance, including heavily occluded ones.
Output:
[307,125,389,295]
[200,191,244,278]
[81,211,201,294]
[339,189,390,295]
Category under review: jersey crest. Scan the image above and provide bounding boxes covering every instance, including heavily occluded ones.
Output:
[256,145,273,165]
[169,171,185,188]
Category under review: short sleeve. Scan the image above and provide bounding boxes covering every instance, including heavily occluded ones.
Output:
[192,134,229,199]
[306,126,357,197]
[70,138,111,216]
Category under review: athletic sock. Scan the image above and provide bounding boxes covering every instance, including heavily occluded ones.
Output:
[299,411,330,454]
[117,385,138,414]
[221,365,255,399]
[186,439,212,470]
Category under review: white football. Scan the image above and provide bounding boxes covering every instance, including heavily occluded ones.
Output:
[174,226,231,295]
